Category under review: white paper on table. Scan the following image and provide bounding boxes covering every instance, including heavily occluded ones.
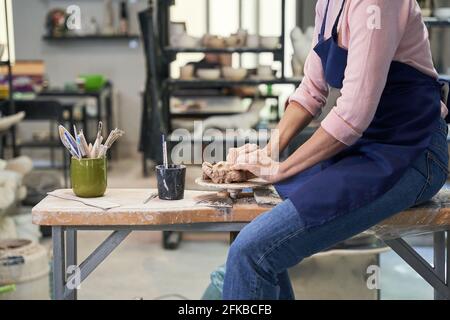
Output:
[47,190,121,210]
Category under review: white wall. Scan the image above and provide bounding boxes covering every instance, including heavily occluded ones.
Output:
[12,0,148,157]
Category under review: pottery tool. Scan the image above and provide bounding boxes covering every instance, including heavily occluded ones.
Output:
[65,131,81,159]
[78,130,90,157]
[101,128,125,156]
[72,125,86,157]
[91,121,103,158]
[76,135,86,157]
[96,122,103,140]
[143,192,158,204]
[58,125,81,159]
[91,136,103,158]
[73,124,78,140]
[98,144,107,158]
[162,134,168,168]
[58,122,124,159]
[194,192,233,208]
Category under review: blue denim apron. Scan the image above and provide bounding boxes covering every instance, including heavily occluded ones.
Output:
[275,0,442,227]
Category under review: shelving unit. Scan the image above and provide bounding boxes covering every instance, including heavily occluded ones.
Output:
[0,0,16,157]
[156,0,300,131]
[167,77,301,88]
[164,46,283,55]
[424,17,450,27]
[42,34,140,41]
[139,0,301,177]
[139,0,301,173]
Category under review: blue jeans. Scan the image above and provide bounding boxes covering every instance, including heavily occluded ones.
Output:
[223,120,449,300]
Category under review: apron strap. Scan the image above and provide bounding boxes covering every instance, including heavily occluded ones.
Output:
[318,0,331,42]
[332,0,347,39]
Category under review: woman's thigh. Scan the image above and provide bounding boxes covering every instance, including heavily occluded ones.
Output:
[232,147,447,275]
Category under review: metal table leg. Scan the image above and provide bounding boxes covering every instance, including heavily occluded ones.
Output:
[64,230,130,300]
[434,232,446,300]
[385,231,450,300]
[66,229,77,300]
[52,227,66,300]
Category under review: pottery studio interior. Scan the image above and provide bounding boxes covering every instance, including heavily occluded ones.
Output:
[1,0,450,302]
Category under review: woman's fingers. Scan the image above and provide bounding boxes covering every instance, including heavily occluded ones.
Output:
[232,163,259,176]
[226,149,238,164]
[227,144,259,164]
[242,143,259,153]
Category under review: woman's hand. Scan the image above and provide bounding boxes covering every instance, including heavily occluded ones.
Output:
[232,149,285,183]
[226,144,259,164]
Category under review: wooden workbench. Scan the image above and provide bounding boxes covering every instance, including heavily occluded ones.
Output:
[32,189,268,227]
[32,188,450,300]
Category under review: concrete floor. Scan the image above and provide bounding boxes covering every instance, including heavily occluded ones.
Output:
[71,230,434,300]
[35,157,435,300]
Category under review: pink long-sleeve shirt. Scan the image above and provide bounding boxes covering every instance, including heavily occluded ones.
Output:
[290,0,447,146]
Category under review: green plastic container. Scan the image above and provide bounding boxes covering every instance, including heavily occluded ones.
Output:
[71,157,107,198]
[79,74,106,92]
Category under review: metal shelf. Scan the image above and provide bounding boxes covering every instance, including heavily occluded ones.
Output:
[166,78,302,88]
[170,111,245,119]
[424,17,450,27]
[172,91,280,99]
[164,46,282,54]
[42,35,140,41]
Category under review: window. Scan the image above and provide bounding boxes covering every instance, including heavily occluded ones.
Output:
[0,0,15,63]
[170,0,297,76]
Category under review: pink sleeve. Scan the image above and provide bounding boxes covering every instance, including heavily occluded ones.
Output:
[321,0,409,146]
[289,0,329,117]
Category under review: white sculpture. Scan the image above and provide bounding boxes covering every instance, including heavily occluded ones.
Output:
[0,156,32,217]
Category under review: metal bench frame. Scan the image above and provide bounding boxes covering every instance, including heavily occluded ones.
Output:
[52,224,449,300]
[385,231,449,300]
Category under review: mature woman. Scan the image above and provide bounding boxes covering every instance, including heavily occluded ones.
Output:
[223,0,449,300]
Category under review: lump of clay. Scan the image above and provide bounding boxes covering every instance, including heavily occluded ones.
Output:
[202,161,250,184]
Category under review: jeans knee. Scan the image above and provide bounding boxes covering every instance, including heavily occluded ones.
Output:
[228,235,261,266]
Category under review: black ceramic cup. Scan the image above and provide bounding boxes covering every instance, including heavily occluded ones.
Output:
[156,164,186,200]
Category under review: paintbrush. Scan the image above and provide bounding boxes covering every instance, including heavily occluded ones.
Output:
[162,134,168,168]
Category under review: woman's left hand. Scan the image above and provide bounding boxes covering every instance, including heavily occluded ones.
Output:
[232,149,284,184]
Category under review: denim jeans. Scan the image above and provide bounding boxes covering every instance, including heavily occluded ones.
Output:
[223,120,449,300]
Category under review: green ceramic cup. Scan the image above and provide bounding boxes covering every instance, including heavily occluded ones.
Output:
[71,157,107,198]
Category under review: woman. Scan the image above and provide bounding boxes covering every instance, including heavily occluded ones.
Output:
[223,0,449,300]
